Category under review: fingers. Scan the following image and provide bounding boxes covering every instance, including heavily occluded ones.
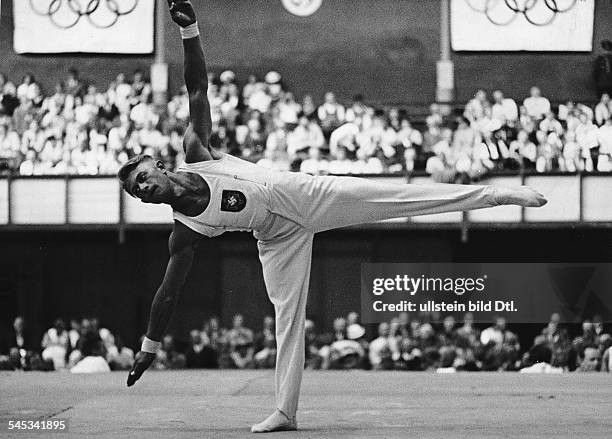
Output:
[174,12,190,22]
[126,363,143,387]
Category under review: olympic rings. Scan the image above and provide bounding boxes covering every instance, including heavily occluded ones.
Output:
[29,0,139,29]
[465,0,578,27]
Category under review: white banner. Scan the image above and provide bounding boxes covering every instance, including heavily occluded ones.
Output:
[451,0,594,51]
[13,0,154,54]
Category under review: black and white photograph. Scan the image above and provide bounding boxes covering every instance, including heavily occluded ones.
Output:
[0,0,611,437]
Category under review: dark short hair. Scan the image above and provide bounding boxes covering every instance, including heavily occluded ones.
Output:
[117,154,154,196]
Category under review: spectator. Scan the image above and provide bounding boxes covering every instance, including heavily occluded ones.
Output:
[491,90,518,123]
[510,130,537,169]
[369,322,394,370]
[535,131,562,173]
[41,318,70,370]
[602,343,612,372]
[464,89,489,123]
[64,68,84,97]
[241,75,259,106]
[186,329,218,369]
[436,346,458,373]
[153,334,186,370]
[247,83,272,114]
[426,103,444,128]
[523,86,550,119]
[328,146,353,174]
[438,316,458,347]
[597,117,612,171]
[227,314,254,369]
[287,115,325,157]
[8,316,33,353]
[2,316,34,369]
[202,316,225,351]
[538,111,563,136]
[253,316,276,369]
[576,346,601,372]
[420,118,443,168]
[396,119,422,169]
[575,113,599,171]
[594,40,612,98]
[304,319,322,369]
[541,313,561,342]
[345,94,370,123]
[479,316,520,371]
[265,124,288,155]
[277,92,301,125]
[594,93,611,126]
[131,69,148,98]
[329,117,361,158]
[317,92,345,139]
[592,315,607,338]
[562,131,582,172]
[550,328,575,370]
[301,94,317,119]
[17,74,37,102]
[456,313,480,350]
[105,335,134,371]
[68,319,81,350]
[70,330,110,373]
[324,323,366,370]
[300,146,329,175]
[1,81,20,117]
[257,147,291,171]
[318,317,347,369]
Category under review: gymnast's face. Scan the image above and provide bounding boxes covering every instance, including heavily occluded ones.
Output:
[126,159,172,204]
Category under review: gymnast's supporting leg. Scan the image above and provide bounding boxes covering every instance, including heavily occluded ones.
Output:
[251,225,314,433]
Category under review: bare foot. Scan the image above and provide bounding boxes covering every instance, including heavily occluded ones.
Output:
[251,410,297,433]
[494,186,547,207]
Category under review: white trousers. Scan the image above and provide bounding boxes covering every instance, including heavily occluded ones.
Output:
[254,172,498,418]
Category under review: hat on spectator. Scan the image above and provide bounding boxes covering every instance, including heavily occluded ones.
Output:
[265,71,281,84]
[220,70,236,83]
[347,323,366,340]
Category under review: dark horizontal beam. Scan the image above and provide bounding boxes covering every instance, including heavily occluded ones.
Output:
[1,221,611,233]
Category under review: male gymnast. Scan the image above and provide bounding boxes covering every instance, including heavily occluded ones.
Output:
[123,0,547,433]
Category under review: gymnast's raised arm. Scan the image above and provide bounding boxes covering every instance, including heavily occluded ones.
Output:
[168,0,221,162]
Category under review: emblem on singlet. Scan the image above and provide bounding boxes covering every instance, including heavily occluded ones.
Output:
[221,190,247,212]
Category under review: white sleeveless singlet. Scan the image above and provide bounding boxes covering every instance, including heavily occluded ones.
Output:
[173,154,273,237]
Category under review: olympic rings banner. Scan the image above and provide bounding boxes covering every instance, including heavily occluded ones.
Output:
[13,0,154,54]
[451,0,595,51]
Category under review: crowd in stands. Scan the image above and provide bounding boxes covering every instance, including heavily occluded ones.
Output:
[2,312,610,373]
[1,69,612,180]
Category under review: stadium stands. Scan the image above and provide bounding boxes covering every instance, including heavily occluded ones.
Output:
[1,69,611,180]
[2,312,610,373]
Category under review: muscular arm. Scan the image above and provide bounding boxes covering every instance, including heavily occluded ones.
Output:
[145,221,201,340]
[168,0,220,162]
[183,36,213,155]
[127,220,202,386]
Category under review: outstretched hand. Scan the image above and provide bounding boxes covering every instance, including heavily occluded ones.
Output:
[167,0,197,27]
[127,351,156,387]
